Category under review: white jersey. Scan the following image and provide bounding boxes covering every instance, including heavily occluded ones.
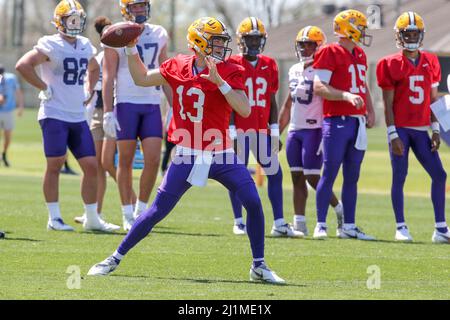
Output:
[34,33,96,122]
[288,63,323,131]
[94,50,104,91]
[114,23,168,105]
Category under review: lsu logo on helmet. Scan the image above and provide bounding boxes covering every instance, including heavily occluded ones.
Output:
[120,0,151,24]
[295,26,326,63]
[52,0,86,37]
[187,17,232,62]
[394,11,425,51]
[333,9,372,46]
[236,17,267,56]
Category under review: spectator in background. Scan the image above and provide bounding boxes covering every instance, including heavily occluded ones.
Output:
[0,64,24,167]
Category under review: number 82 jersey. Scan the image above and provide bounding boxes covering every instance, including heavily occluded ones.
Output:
[376,51,441,127]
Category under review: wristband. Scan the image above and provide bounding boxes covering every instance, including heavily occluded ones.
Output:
[269,123,280,137]
[219,81,232,95]
[125,46,138,56]
[342,92,352,101]
[431,122,440,133]
[387,125,398,142]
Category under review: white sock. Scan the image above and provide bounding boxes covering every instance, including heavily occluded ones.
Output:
[294,215,306,223]
[396,222,407,229]
[334,201,343,214]
[47,202,62,220]
[134,200,147,215]
[85,203,99,223]
[234,218,243,225]
[317,222,327,229]
[274,218,286,228]
[122,204,134,218]
[112,250,124,261]
[343,223,355,230]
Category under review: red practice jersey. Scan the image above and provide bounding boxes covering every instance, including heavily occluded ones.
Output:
[160,54,245,151]
[313,43,368,117]
[227,54,279,131]
[376,51,441,127]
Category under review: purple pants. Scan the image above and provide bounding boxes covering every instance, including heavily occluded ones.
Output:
[390,128,447,224]
[115,103,163,141]
[228,133,284,221]
[285,128,323,175]
[316,116,365,224]
[39,118,95,159]
[117,153,266,260]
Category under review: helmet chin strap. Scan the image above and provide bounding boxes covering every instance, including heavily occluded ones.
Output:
[134,15,147,24]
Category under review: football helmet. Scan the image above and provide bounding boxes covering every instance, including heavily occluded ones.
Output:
[394,11,425,51]
[236,17,267,56]
[295,26,326,63]
[333,9,372,46]
[52,0,86,37]
[120,0,151,24]
[187,17,232,62]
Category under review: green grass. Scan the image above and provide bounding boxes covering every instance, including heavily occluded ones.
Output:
[0,109,449,299]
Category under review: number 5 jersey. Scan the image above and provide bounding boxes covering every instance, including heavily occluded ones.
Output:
[34,33,96,122]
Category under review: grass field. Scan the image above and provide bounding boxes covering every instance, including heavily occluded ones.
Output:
[0,109,449,300]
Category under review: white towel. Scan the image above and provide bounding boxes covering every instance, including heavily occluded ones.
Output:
[187,151,213,187]
[354,116,367,151]
[430,95,450,132]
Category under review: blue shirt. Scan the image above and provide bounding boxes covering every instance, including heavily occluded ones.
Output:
[0,73,21,112]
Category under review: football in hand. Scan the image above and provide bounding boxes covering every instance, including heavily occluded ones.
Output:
[101,22,143,48]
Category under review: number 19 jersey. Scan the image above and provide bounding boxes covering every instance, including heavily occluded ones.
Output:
[288,63,323,131]
[376,51,441,127]
[160,54,245,151]
[34,33,96,122]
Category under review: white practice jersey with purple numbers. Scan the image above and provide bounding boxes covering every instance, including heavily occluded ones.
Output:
[34,33,96,122]
[288,63,323,131]
[114,23,168,105]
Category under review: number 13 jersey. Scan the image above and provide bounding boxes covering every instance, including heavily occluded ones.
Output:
[34,33,96,122]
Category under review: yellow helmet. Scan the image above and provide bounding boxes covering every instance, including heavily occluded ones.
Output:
[295,26,326,62]
[120,0,151,24]
[236,17,267,56]
[394,11,425,51]
[187,17,232,61]
[333,9,372,46]
[52,0,86,37]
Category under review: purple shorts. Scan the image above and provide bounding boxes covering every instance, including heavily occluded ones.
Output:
[285,128,323,174]
[115,103,163,141]
[39,118,96,159]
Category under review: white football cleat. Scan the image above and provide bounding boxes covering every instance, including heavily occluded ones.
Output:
[74,213,105,224]
[271,223,304,238]
[395,226,413,242]
[233,223,247,235]
[83,217,120,233]
[432,229,450,244]
[313,224,328,239]
[294,220,308,236]
[250,263,285,285]
[87,256,120,276]
[47,218,75,231]
[339,227,376,241]
[123,214,135,232]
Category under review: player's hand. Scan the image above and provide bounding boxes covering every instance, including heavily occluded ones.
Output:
[391,137,404,156]
[366,108,375,128]
[431,132,440,152]
[200,56,224,86]
[103,111,121,138]
[38,86,52,101]
[343,92,364,109]
[126,37,139,48]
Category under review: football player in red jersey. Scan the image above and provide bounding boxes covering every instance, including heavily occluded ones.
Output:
[227,17,302,238]
[377,12,448,243]
[87,17,285,283]
[312,9,376,240]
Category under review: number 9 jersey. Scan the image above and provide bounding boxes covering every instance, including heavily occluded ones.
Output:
[34,34,96,122]
[376,51,441,127]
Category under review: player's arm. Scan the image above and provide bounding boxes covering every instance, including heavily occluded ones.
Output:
[84,57,100,106]
[382,88,404,156]
[158,44,173,108]
[15,86,25,117]
[313,69,364,109]
[430,86,440,152]
[102,47,119,113]
[365,85,375,128]
[15,49,49,91]
[279,90,292,134]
